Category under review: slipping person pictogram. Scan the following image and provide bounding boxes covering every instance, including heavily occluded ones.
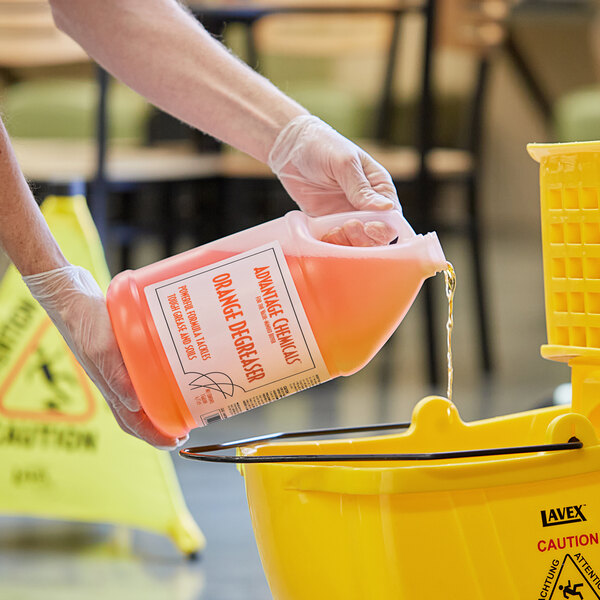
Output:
[560,581,584,599]
[29,347,78,412]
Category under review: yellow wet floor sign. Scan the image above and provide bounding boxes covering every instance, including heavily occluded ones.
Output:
[0,194,204,555]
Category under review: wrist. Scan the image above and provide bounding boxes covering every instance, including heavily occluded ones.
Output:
[16,244,69,277]
[268,115,326,174]
[23,265,103,314]
[260,106,310,162]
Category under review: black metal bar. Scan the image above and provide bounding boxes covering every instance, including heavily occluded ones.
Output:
[187,421,412,453]
[421,277,440,387]
[245,24,259,69]
[192,3,422,74]
[417,0,435,161]
[374,12,401,142]
[467,175,492,374]
[503,30,553,126]
[416,0,440,388]
[91,65,109,245]
[467,58,493,374]
[191,4,420,22]
[160,181,177,257]
[180,440,583,464]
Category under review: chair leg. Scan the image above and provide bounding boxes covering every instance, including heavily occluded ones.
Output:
[119,189,135,271]
[161,182,177,258]
[467,175,493,374]
[413,176,441,390]
[422,276,440,389]
[198,177,227,244]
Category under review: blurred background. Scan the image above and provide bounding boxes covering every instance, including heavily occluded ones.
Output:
[0,0,598,598]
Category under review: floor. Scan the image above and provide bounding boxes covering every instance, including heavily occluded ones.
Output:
[0,207,570,599]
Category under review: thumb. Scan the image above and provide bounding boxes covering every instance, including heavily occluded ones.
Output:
[341,153,398,211]
[106,361,142,413]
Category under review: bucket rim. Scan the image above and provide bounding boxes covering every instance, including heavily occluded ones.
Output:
[183,403,600,495]
[528,140,600,162]
[238,404,600,495]
[237,443,600,496]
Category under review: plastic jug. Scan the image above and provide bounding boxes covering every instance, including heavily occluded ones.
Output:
[106,210,447,437]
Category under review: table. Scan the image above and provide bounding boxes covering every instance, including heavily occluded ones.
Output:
[189,1,426,142]
[190,0,584,127]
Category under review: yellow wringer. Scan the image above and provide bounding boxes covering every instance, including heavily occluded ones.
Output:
[530,141,600,430]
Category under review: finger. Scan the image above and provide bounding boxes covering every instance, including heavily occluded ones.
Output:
[106,362,142,413]
[85,359,144,418]
[321,226,351,246]
[364,221,399,245]
[122,408,180,450]
[104,395,142,438]
[340,219,379,247]
[322,221,397,247]
[280,174,352,216]
[347,181,396,212]
[104,392,179,449]
[91,311,143,413]
[360,154,401,209]
[341,154,397,212]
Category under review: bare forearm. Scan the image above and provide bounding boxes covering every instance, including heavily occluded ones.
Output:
[0,120,68,275]
[49,0,308,162]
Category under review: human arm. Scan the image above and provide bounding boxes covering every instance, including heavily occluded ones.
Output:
[0,122,69,277]
[51,0,301,164]
[49,0,400,245]
[0,118,181,449]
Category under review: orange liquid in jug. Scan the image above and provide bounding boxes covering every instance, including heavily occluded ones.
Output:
[281,253,425,375]
[165,249,425,376]
[109,246,430,436]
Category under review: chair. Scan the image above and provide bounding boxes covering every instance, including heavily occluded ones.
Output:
[203,0,509,386]
[375,0,512,384]
[554,85,600,143]
[0,0,222,272]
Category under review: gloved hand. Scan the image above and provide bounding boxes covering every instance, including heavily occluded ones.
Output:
[268,115,401,246]
[23,265,185,450]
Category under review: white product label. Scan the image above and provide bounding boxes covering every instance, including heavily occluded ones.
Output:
[144,242,329,426]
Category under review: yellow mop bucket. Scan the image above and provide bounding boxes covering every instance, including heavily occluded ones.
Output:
[183,397,600,599]
[180,141,600,599]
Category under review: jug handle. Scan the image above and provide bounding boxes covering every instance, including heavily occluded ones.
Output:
[303,209,416,242]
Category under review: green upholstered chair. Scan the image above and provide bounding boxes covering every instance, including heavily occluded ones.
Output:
[225,14,381,141]
[2,77,151,144]
[554,86,600,142]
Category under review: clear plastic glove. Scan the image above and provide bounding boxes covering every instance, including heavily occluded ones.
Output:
[268,115,401,247]
[23,265,186,450]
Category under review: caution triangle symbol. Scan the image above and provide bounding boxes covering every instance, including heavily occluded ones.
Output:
[0,318,95,422]
[550,554,600,599]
